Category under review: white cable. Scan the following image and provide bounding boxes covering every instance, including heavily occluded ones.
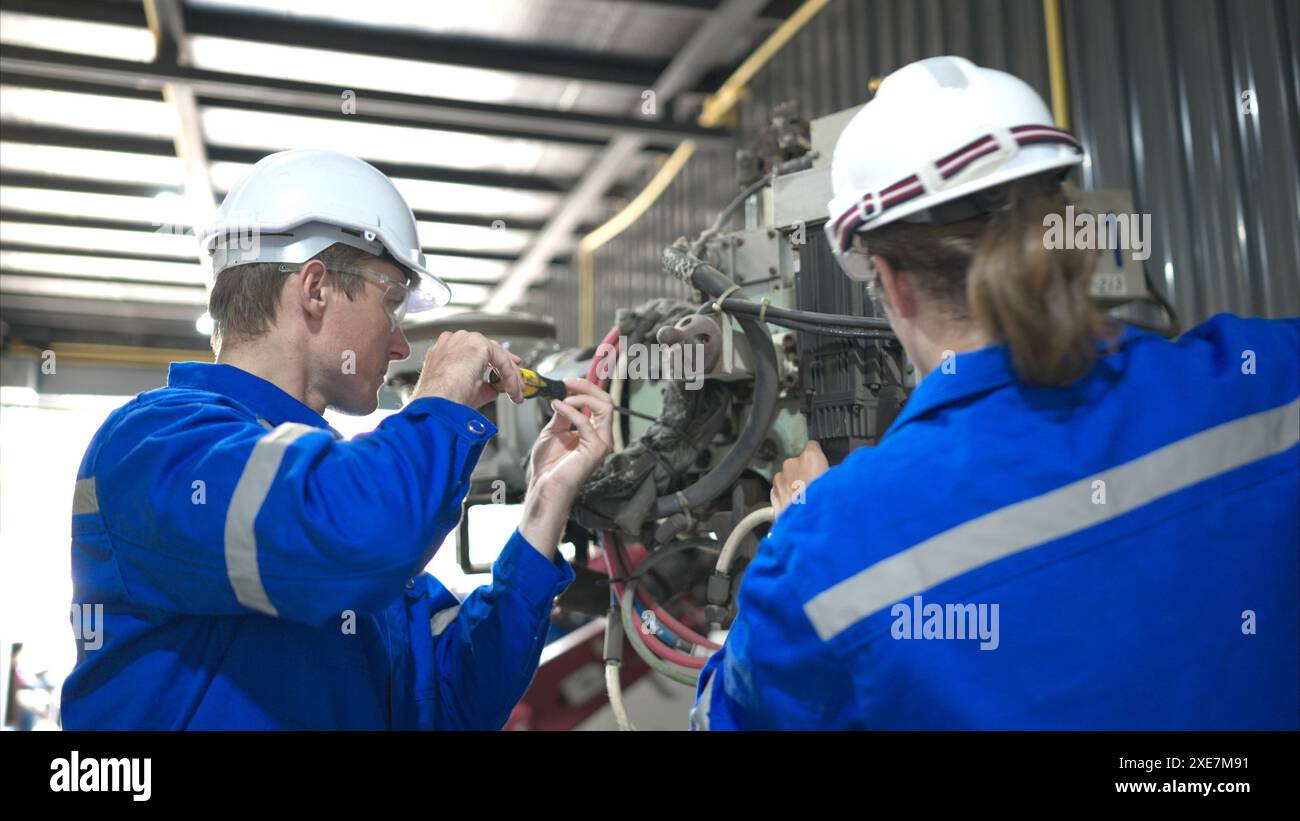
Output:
[605,663,636,731]
[717,506,775,575]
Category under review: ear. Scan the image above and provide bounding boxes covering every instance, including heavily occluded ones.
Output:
[872,254,917,319]
[292,259,329,322]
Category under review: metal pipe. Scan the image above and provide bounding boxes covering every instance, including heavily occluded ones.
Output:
[1043,0,1072,132]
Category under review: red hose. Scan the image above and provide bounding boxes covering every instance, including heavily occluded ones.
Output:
[602,532,712,668]
[616,538,719,650]
[588,323,717,665]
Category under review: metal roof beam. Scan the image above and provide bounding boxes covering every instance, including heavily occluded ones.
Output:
[0,0,735,92]
[485,0,768,312]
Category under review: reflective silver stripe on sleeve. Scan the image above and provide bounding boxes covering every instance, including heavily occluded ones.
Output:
[224,422,317,617]
[689,670,715,731]
[72,477,98,515]
[804,396,1300,643]
[430,605,461,637]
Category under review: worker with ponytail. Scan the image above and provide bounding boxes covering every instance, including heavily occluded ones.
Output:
[691,56,1299,730]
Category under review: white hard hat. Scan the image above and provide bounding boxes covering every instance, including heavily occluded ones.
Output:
[825,56,1084,261]
[201,149,451,312]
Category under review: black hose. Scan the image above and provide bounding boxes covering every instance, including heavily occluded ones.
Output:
[716,298,893,331]
[690,175,770,258]
[758,316,897,340]
[654,245,781,518]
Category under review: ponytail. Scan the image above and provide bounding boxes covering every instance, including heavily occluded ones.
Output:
[966,183,1116,385]
[860,174,1116,387]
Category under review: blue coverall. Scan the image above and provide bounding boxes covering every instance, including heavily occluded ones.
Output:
[692,314,1299,729]
[63,361,573,729]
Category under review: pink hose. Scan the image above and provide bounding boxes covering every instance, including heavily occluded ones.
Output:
[602,533,712,668]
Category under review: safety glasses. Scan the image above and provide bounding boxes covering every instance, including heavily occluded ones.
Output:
[826,237,876,283]
[278,263,416,332]
[823,227,878,284]
[822,236,888,311]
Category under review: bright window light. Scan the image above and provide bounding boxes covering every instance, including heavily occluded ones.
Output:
[0,86,176,138]
[0,11,156,62]
[0,386,40,406]
[0,143,184,186]
[0,395,149,707]
[0,250,207,285]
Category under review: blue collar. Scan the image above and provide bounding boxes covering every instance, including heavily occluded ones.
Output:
[167,362,341,437]
[886,325,1147,434]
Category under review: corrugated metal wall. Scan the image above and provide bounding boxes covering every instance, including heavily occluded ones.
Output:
[520,146,736,348]
[524,0,1298,344]
[1065,0,1299,326]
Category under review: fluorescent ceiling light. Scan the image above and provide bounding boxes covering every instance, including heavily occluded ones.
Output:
[201,107,591,176]
[0,11,156,62]
[184,1,689,76]
[416,223,532,255]
[0,250,207,285]
[0,143,184,186]
[0,86,177,138]
[0,273,206,305]
[0,221,203,260]
[392,178,560,221]
[188,0,521,38]
[0,187,183,225]
[399,304,470,326]
[423,256,508,283]
[207,161,559,221]
[189,35,521,105]
[442,282,491,305]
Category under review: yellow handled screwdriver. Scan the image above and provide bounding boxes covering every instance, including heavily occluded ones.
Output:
[487,367,660,423]
[487,366,568,400]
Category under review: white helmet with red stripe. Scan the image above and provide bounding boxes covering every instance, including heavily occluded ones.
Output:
[824,56,1084,277]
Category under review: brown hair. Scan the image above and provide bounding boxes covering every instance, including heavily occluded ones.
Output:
[859,173,1117,386]
[209,242,376,354]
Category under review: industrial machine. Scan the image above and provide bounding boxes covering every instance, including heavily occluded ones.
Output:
[385,103,1176,729]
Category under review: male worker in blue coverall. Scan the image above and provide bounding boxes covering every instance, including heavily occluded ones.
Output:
[691,57,1299,730]
[62,149,616,729]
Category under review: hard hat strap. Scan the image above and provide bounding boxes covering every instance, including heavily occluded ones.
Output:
[828,123,1083,253]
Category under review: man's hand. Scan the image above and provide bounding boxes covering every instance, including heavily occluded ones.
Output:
[411,330,525,408]
[519,377,613,557]
[770,440,829,519]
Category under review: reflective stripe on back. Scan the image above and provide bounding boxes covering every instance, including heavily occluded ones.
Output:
[803,397,1300,643]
